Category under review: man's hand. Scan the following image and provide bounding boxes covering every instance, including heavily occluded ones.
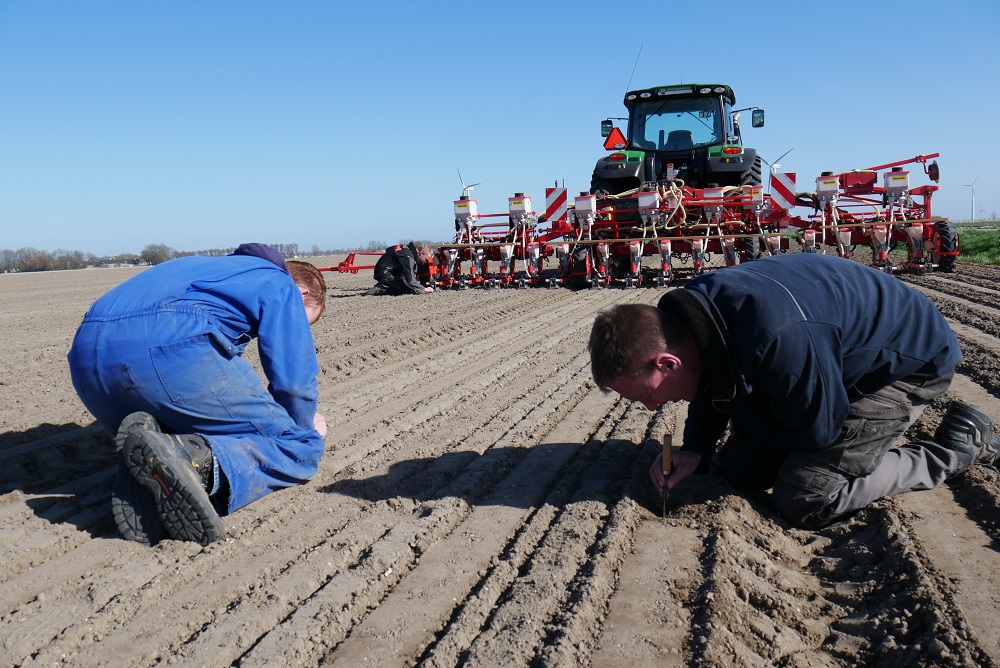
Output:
[314,412,328,438]
[648,449,701,498]
[423,287,434,293]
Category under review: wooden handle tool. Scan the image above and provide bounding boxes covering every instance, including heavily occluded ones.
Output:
[662,433,673,518]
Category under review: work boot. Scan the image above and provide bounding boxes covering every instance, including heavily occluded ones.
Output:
[114,411,160,451]
[360,285,389,296]
[934,401,1000,467]
[112,412,169,545]
[123,431,225,545]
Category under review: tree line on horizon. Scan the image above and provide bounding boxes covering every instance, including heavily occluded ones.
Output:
[1,239,445,273]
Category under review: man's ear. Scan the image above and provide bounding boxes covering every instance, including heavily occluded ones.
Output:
[652,352,680,373]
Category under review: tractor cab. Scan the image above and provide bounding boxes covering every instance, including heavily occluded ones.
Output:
[592,83,764,195]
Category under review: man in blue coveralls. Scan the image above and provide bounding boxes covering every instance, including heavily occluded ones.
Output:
[589,253,1000,528]
[68,243,328,545]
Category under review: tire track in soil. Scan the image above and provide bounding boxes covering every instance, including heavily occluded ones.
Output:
[904,278,1000,397]
[228,289,655,664]
[899,480,1000,660]
[314,287,575,381]
[590,521,702,666]
[145,286,644,664]
[176,365,603,666]
[274,287,647,533]
[4,261,1000,667]
[898,270,1000,661]
[1,280,656,664]
[423,401,651,668]
[894,269,1000,663]
[255,389,626,666]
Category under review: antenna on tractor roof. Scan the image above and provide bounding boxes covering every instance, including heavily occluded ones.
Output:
[457,167,480,198]
[624,43,642,94]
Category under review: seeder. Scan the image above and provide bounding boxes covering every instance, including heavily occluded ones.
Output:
[333,152,954,288]
[328,80,957,288]
[778,153,956,274]
[329,80,958,288]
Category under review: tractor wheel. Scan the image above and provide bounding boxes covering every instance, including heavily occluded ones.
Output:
[741,235,761,261]
[740,155,763,186]
[590,172,612,197]
[934,220,958,273]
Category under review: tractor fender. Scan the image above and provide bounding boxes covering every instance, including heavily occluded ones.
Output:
[708,147,757,173]
[592,154,643,182]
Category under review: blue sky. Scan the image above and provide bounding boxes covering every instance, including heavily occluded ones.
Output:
[1,1,997,256]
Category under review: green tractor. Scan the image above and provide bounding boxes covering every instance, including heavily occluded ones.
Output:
[591,83,764,195]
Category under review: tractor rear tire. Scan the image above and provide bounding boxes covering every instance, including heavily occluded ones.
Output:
[935,220,958,273]
[742,236,761,261]
[740,155,763,186]
[590,172,611,197]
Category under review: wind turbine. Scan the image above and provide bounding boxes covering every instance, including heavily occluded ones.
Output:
[760,148,794,194]
[964,175,979,222]
[457,168,481,199]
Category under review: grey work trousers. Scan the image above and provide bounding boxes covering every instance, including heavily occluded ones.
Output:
[718,370,966,529]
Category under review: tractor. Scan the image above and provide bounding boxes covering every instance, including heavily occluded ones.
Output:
[591,83,764,197]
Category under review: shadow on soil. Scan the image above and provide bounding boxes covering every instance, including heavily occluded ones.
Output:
[321,439,735,516]
[0,422,118,537]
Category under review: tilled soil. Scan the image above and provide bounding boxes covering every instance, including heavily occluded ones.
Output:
[2,256,1000,667]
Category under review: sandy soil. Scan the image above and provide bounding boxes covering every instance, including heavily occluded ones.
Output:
[2,255,1000,667]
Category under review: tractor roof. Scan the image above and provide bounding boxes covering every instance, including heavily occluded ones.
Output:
[623,83,736,107]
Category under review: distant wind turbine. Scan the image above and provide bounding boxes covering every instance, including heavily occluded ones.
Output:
[760,148,794,195]
[457,168,480,198]
[964,175,980,222]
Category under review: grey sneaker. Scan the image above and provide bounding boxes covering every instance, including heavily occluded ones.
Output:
[123,431,225,545]
[112,412,168,545]
[935,401,1000,466]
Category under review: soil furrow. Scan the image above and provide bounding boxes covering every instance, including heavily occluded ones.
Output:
[457,404,655,665]
[4,258,1000,667]
[302,391,622,666]
[905,275,1000,312]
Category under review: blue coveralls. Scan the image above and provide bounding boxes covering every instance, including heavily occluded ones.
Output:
[68,255,324,513]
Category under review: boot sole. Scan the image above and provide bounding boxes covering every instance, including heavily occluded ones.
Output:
[112,411,167,544]
[114,411,160,452]
[112,458,169,545]
[938,402,1000,466]
[123,432,225,545]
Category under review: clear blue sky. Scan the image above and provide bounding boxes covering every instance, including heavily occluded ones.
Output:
[1,0,997,256]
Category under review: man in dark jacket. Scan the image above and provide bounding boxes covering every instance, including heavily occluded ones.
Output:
[364,242,434,295]
[589,253,1000,528]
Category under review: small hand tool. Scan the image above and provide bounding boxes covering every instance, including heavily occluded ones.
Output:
[662,433,673,519]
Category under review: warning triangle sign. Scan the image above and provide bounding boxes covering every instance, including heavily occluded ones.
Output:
[603,127,628,151]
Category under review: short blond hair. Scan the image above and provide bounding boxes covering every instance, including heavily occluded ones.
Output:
[287,261,328,319]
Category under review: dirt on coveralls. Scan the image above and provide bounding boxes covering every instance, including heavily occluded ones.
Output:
[2,254,1000,667]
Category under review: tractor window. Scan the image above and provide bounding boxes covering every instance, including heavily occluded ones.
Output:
[629,97,723,151]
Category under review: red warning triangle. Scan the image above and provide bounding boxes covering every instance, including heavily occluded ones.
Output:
[603,127,628,151]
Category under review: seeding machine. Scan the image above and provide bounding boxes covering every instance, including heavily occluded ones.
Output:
[332,83,957,288]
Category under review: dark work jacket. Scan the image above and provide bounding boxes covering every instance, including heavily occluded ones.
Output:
[374,243,424,294]
[659,253,961,474]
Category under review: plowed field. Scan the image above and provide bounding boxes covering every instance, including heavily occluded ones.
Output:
[3,256,1000,667]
